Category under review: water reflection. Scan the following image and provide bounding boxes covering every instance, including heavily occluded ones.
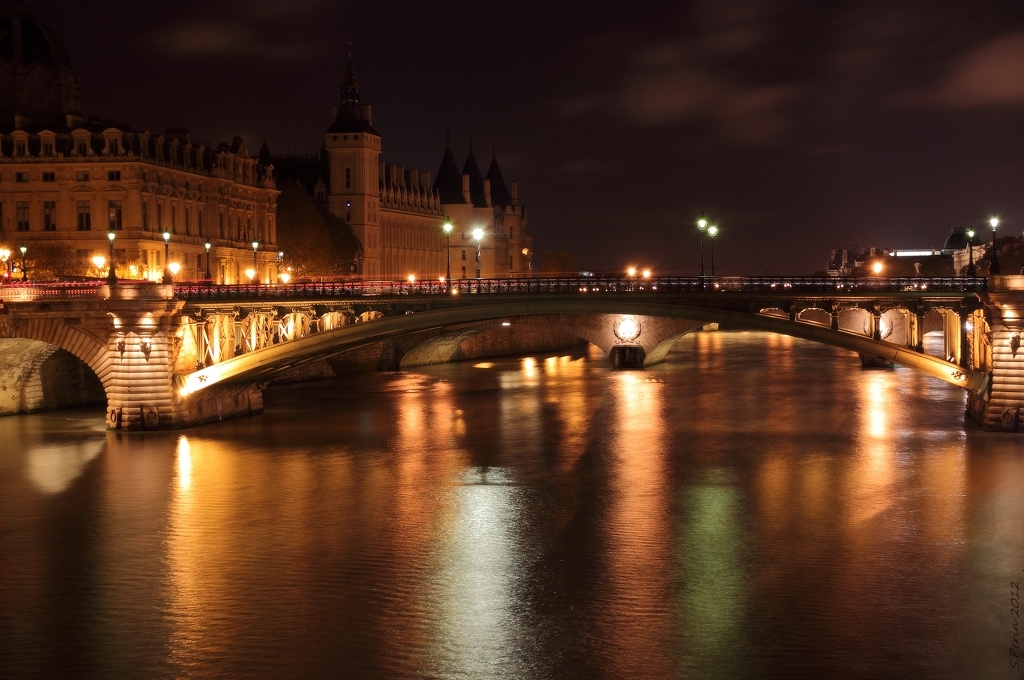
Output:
[24,438,104,494]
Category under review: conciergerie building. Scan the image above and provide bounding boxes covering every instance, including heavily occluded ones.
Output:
[0,2,280,283]
[268,58,533,281]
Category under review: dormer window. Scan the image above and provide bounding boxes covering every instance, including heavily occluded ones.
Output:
[42,141,54,156]
[109,139,119,155]
[15,141,26,156]
[77,141,87,156]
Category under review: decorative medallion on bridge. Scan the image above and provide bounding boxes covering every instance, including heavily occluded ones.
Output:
[614,316,641,343]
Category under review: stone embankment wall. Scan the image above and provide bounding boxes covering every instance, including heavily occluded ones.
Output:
[0,338,105,415]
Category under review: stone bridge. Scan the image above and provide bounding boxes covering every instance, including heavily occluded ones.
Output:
[0,275,1021,431]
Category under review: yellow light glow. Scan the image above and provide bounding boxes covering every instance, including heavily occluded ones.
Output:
[451,288,458,295]
[627,267,637,276]
[407,274,416,283]
[473,362,494,369]
[872,261,883,274]
[522,357,537,377]
[92,255,106,268]
[245,267,256,281]
[642,269,651,278]
[617,316,640,340]
[280,273,290,284]
[439,276,446,283]
[177,436,192,490]
[129,265,138,276]
[169,262,181,275]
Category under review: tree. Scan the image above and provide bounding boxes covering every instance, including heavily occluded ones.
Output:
[321,211,363,276]
[275,184,335,276]
[538,250,578,276]
[32,242,78,280]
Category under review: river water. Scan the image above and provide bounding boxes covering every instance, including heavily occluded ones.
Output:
[1,332,1022,680]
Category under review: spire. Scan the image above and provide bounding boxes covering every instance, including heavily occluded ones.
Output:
[486,145,512,207]
[462,141,487,208]
[434,138,465,204]
[340,50,359,106]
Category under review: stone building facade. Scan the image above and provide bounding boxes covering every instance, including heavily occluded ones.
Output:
[272,58,533,281]
[0,2,279,284]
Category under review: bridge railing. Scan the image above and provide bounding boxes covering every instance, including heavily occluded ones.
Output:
[171,275,987,300]
[0,276,988,303]
[0,281,105,302]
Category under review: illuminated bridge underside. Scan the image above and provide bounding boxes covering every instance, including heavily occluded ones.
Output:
[178,298,985,397]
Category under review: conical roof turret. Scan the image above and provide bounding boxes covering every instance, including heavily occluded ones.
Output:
[433,135,466,204]
[485,145,512,207]
[462,140,488,208]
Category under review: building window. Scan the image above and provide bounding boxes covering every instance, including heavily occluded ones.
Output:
[15,141,26,156]
[345,168,351,188]
[42,141,54,156]
[76,171,89,181]
[77,202,91,231]
[461,266,467,278]
[219,213,225,238]
[157,204,163,230]
[461,250,466,261]
[43,202,56,231]
[109,139,119,155]
[171,206,177,234]
[16,202,29,231]
[42,172,55,182]
[197,210,203,237]
[108,200,122,230]
[185,209,191,235]
[15,172,27,182]
[142,202,149,230]
[108,170,121,181]
[77,141,87,156]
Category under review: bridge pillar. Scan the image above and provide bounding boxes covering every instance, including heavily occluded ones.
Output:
[913,310,926,353]
[871,311,882,341]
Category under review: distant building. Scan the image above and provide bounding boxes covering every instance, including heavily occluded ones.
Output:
[825,227,989,277]
[270,57,533,281]
[0,2,280,283]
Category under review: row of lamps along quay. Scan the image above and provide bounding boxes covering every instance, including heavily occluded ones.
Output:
[8,213,1022,287]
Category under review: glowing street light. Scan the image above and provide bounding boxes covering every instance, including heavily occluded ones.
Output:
[162,231,172,284]
[472,227,484,278]
[989,217,1001,275]
[708,224,719,276]
[92,255,106,271]
[696,213,708,276]
[107,231,117,285]
[168,262,181,280]
[627,266,637,277]
[245,267,256,282]
[252,241,259,282]
[966,228,976,277]
[407,274,416,284]
[441,218,453,284]
[205,241,212,280]
[279,272,291,284]
[19,245,27,281]
[642,269,651,278]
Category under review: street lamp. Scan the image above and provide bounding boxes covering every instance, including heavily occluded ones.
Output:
[442,218,453,284]
[696,213,708,276]
[252,241,259,283]
[168,262,180,280]
[162,231,171,284]
[472,227,484,279]
[245,267,256,282]
[708,224,719,276]
[19,245,27,281]
[205,241,212,280]
[107,231,117,285]
[989,217,1000,275]
[966,228,976,277]
[627,266,636,277]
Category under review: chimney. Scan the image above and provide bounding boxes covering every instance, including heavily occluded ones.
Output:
[484,179,491,207]
[420,171,431,188]
[510,181,518,206]
[394,164,404,187]
[408,168,418,188]
[462,174,471,203]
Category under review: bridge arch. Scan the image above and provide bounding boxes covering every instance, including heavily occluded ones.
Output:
[0,338,106,415]
[177,298,984,398]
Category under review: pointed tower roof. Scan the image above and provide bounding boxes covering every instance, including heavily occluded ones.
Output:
[433,135,466,204]
[258,140,272,165]
[340,50,359,105]
[485,145,512,207]
[462,140,488,208]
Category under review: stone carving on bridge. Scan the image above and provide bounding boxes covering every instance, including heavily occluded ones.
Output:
[0,316,15,339]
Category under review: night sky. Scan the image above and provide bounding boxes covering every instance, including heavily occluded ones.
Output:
[28,0,1024,274]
